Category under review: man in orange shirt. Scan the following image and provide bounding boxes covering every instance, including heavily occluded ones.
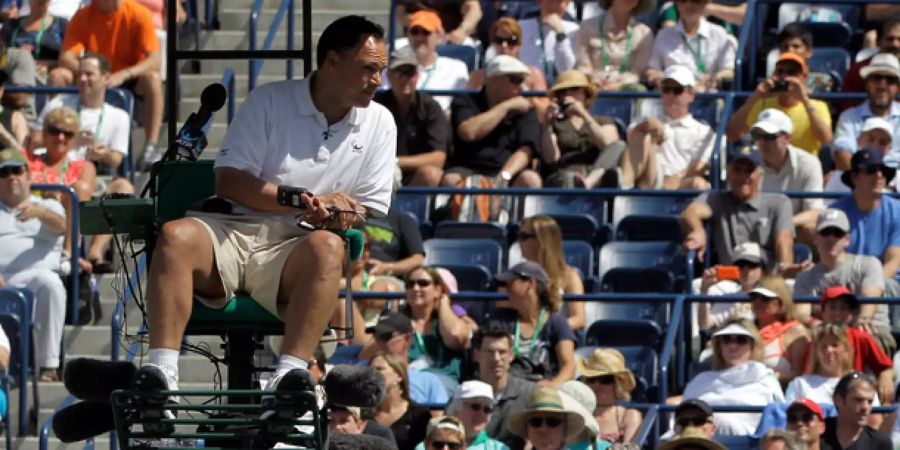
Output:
[53,0,162,169]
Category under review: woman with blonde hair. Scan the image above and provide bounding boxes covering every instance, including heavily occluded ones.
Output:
[422,416,468,450]
[518,215,586,330]
[574,0,656,91]
[370,352,432,450]
[749,275,810,384]
[577,348,642,444]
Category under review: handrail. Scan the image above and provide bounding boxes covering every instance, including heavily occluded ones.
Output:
[710,92,734,190]
[31,184,80,325]
[38,395,76,450]
[219,67,237,124]
[633,404,659,448]
[733,0,755,90]
[248,0,297,91]
[658,295,684,401]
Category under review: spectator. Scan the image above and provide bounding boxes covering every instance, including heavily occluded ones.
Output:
[727,52,832,155]
[132,0,186,83]
[794,208,895,357]
[658,1,747,29]
[361,206,426,280]
[749,276,811,383]
[507,387,586,450]
[680,148,796,274]
[656,427,725,450]
[57,0,162,168]
[540,70,624,189]
[1,0,67,85]
[375,48,448,187]
[758,428,803,450]
[518,0,578,80]
[751,108,824,233]
[329,405,366,435]
[817,287,895,404]
[671,399,717,438]
[444,55,542,189]
[832,53,900,169]
[698,242,762,330]
[361,407,401,446]
[370,352,433,450]
[493,262,576,386]
[331,235,399,338]
[821,372,892,450]
[618,65,715,190]
[0,69,29,149]
[785,398,826,450]
[0,147,65,381]
[681,319,785,435]
[826,117,897,193]
[398,1,482,46]
[423,381,509,450]
[420,416,468,450]
[646,0,735,91]
[574,0,655,91]
[0,40,38,119]
[830,148,900,298]
[517,215,585,331]
[841,16,900,110]
[557,380,603,450]
[577,348,642,443]
[399,10,469,111]
[467,18,550,118]
[471,324,536,450]
[773,24,833,93]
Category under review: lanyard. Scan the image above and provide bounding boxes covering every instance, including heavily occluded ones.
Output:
[536,20,553,78]
[413,318,443,362]
[77,102,105,140]
[42,153,69,184]
[598,14,634,74]
[681,32,706,74]
[11,16,49,59]
[513,308,546,358]
[418,63,436,90]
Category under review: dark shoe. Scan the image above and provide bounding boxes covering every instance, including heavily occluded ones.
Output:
[599,167,621,188]
[130,365,177,436]
[260,368,315,435]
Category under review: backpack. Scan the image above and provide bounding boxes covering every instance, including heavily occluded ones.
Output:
[449,175,510,223]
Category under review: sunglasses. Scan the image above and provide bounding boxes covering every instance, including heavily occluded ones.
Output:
[468,403,493,414]
[0,165,24,178]
[676,417,709,428]
[492,36,519,46]
[751,130,780,142]
[787,410,816,424]
[517,231,537,241]
[818,227,847,239]
[405,278,433,289]
[46,125,76,139]
[409,27,431,37]
[661,85,685,95]
[507,75,526,85]
[584,375,616,385]
[735,261,761,269]
[868,74,899,84]
[430,441,462,450]
[393,65,418,78]
[855,164,892,177]
[527,416,563,428]
[718,335,752,345]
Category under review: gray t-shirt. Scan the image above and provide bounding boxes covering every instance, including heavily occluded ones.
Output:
[793,254,889,326]
[698,191,794,271]
[0,195,65,274]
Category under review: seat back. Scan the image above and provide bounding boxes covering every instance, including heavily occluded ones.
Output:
[591,96,633,137]
[689,97,722,128]
[563,240,595,279]
[0,289,32,436]
[433,221,507,247]
[612,196,690,242]
[598,241,683,281]
[600,267,675,293]
[521,195,606,243]
[433,264,493,292]
[584,319,663,348]
[576,345,657,401]
[424,238,503,274]
[436,44,479,72]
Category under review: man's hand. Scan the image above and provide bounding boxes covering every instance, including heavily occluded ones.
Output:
[639,118,666,145]
[88,145,112,164]
[778,260,813,278]
[446,28,468,45]
[105,71,130,88]
[753,78,774,100]
[503,96,531,114]
[299,192,365,231]
[367,258,393,276]
[786,76,809,102]
[878,370,895,406]
[700,267,719,293]
[16,203,45,222]
[682,229,707,259]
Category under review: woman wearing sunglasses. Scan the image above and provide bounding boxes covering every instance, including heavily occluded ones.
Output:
[680,318,784,435]
[508,387,585,450]
[370,351,433,450]
[517,215,586,330]
[577,348,641,444]
[493,261,577,387]
[574,0,655,91]
[749,275,811,384]
[422,416,468,450]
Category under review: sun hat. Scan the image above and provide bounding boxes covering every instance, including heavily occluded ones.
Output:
[549,70,596,99]
[657,427,726,450]
[507,388,586,441]
[576,348,636,393]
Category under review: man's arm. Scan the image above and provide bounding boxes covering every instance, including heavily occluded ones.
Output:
[18,201,66,234]
[726,89,766,141]
[704,2,747,25]
[58,50,79,72]
[803,96,832,146]
[397,151,446,170]
[679,199,713,256]
[457,96,529,142]
[500,147,533,177]
[107,51,161,87]
[445,0,482,44]
[882,246,900,283]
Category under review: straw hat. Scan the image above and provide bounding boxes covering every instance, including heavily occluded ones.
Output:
[549,70,597,99]
[558,381,599,441]
[577,348,636,393]
[507,388,585,441]
[656,427,726,450]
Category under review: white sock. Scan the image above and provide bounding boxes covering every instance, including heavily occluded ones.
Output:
[147,348,180,389]
[274,355,309,379]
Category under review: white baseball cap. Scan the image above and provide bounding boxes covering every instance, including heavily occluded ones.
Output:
[455,380,494,402]
[861,116,893,138]
[485,55,531,78]
[751,108,793,135]
[861,53,900,80]
[712,323,757,341]
[749,287,779,299]
[732,242,764,265]
[662,64,696,88]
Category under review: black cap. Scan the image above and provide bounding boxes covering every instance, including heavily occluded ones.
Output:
[841,147,897,187]
[365,310,412,338]
[676,399,713,418]
[495,261,549,285]
[727,147,762,167]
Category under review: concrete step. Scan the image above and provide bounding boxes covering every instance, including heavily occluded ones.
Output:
[192,58,309,77]
[177,73,282,98]
[65,324,237,356]
[218,8,388,31]
[15,436,110,450]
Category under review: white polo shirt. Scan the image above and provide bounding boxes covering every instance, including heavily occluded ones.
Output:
[0,195,65,273]
[416,56,470,111]
[629,112,716,178]
[217,74,397,218]
[649,18,736,79]
[761,144,824,212]
[35,94,131,159]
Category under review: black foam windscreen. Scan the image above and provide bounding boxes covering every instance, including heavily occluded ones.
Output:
[322,365,386,408]
[52,401,116,443]
[328,432,398,450]
[64,358,137,402]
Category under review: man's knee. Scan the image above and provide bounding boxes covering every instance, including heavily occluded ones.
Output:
[49,67,73,86]
[302,231,346,267]
[155,219,210,259]
[137,71,162,93]
[513,170,542,188]
[441,172,462,187]
[106,177,134,194]
[411,165,443,187]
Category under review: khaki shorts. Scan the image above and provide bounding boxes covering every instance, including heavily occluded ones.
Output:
[189,213,310,319]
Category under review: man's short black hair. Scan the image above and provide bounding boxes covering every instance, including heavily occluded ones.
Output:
[80,52,111,74]
[472,322,513,350]
[834,371,877,400]
[778,23,813,49]
[316,15,385,67]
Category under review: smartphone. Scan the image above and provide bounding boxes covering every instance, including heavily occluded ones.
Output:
[716,265,741,281]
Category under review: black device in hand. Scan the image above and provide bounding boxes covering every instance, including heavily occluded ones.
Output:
[277,185,313,209]
[555,98,569,120]
[771,79,790,92]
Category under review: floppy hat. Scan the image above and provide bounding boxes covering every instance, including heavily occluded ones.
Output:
[576,348,636,393]
[861,53,900,80]
[507,388,585,441]
[549,70,596,99]
[657,427,726,450]
[485,55,531,78]
[841,147,897,187]
[558,384,600,441]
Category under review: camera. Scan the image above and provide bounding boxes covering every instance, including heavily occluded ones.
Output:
[277,185,313,209]
[771,79,790,92]
[555,98,568,120]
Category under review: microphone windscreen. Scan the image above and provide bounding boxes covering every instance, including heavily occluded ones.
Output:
[200,83,227,112]
[52,401,116,443]
[322,365,385,408]
[328,432,398,450]
[64,358,136,402]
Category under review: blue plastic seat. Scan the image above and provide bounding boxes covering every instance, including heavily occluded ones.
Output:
[521,195,607,244]
[424,238,503,274]
[689,97,721,128]
[600,267,675,293]
[583,320,662,401]
[795,242,813,264]
[393,194,432,238]
[433,263,493,292]
[807,47,851,89]
[598,241,684,287]
[436,44,479,72]
[612,195,691,242]
[563,240,595,278]
[591,96,632,138]
[0,288,35,437]
[433,221,507,247]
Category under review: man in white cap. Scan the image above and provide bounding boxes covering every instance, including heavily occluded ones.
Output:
[752,107,824,237]
[698,242,764,330]
[616,64,715,190]
[420,380,509,450]
[442,54,542,189]
[826,116,897,193]
[833,53,900,170]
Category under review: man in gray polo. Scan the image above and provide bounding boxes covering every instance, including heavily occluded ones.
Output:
[680,147,799,275]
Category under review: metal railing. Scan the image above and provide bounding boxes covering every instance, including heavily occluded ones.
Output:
[220,68,237,124]
[248,0,298,91]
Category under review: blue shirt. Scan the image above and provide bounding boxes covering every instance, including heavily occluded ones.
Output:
[832,100,900,157]
[830,195,900,258]
[408,369,450,405]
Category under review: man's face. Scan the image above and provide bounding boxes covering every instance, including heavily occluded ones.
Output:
[475,336,513,381]
[761,440,787,450]
[487,73,526,103]
[328,410,363,434]
[388,65,419,97]
[881,24,900,56]
[779,38,812,59]
[813,226,849,260]
[786,407,825,445]
[76,57,105,97]
[858,129,893,154]
[0,164,28,206]
[327,37,388,108]
[864,73,899,109]
[660,80,694,115]
[835,382,876,426]
[673,409,716,438]
[774,60,804,82]
[822,298,854,324]
[752,130,789,156]
[375,331,412,357]
[407,26,440,57]
[457,398,492,437]
[727,160,761,200]
[850,163,890,195]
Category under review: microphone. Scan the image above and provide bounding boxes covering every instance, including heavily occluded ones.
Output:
[174,83,227,161]
[322,365,385,408]
[323,129,332,140]
[52,401,116,443]
[328,432,398,450]
[64,358,137,402]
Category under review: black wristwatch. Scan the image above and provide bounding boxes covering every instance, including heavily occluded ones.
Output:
[556,32,567,42]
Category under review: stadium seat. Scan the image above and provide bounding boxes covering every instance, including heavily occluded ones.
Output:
[777,3,859,31]
[591,96,633,137]
[433,221,507,247]
[794,242,813,264]
[600,267,675,293]
[689,97,722,128]
[436,44,479,72]
[433,263,493,292]
[0,288,36,437]
[563,240,595,279]
[424,238,503,274]
[582,320,663,401]
[393,193,432,238]
[611,196,691,242]
[598,241,685,290]
[521,194,607,244]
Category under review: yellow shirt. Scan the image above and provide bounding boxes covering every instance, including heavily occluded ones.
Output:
[746,97,832,155]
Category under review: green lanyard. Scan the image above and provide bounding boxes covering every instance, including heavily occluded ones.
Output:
[680,32,706,74]
[42,153,69,183]
[513,308,546,358]
[417,63,436,89]
[76,102,105,140]
[598,14,634,74]
[11,16,49,59]
[535,20,553,78]
[413,318,443,362]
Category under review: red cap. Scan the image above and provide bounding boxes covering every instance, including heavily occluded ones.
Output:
[820,285,860,310]
[788,398,824,420]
